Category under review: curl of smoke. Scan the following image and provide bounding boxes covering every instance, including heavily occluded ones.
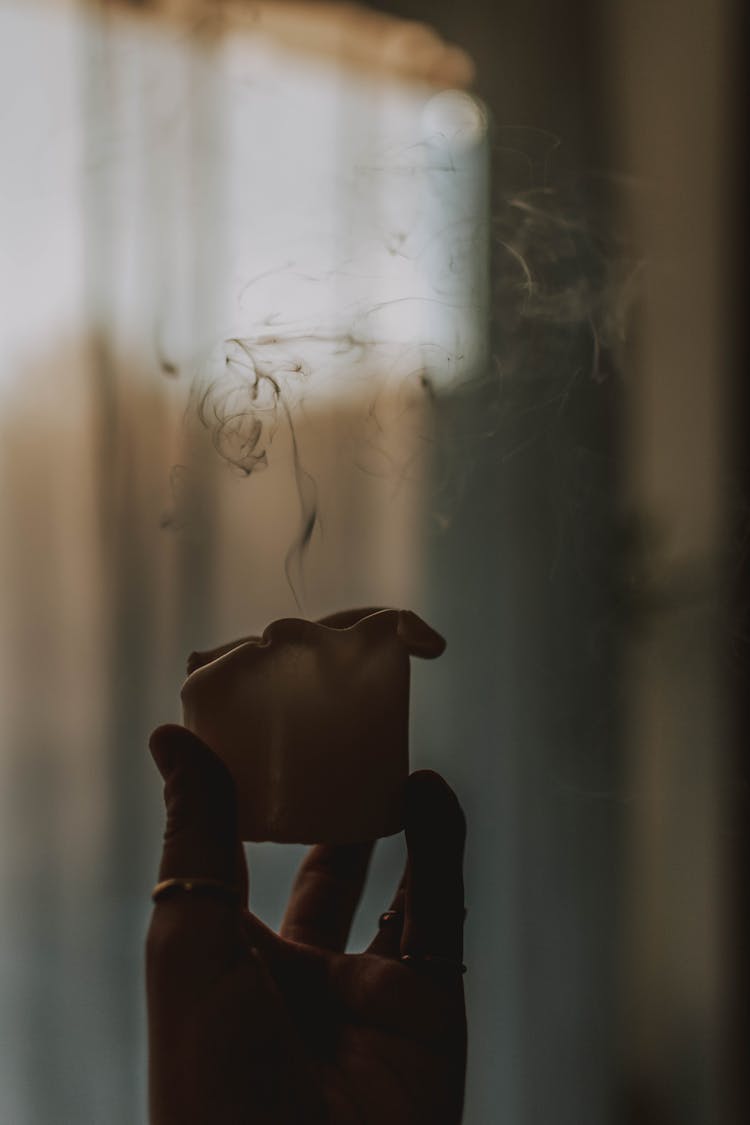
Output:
[428,133,642,529]
[165,134,641,601]
[195,336,291,476]
[489,136,642,382]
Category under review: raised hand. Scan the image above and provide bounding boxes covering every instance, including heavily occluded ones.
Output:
[146,725,467,1125]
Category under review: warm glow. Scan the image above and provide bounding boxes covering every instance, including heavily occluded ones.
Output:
[0,1,486,405]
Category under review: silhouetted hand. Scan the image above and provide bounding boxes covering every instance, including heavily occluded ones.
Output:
[146,725,467,1125]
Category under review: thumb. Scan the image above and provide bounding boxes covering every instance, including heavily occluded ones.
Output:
[150,724,247,903]
[401,770,466,963]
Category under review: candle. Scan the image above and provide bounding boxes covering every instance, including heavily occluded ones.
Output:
[181,608,445,843]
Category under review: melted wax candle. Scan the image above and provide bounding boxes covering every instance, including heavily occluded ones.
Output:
[181,608,446,843]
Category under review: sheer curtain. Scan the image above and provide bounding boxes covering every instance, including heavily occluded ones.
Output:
[0,2,485,1120]
[1,2,738,1124]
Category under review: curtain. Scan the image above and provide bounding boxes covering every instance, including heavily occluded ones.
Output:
[1,1,738,1123]
[0,2,486,1120]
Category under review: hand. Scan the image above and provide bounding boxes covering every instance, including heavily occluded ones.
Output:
[146,725,467,1125]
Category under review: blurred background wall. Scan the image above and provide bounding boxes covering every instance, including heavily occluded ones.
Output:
[0,1,743,1123]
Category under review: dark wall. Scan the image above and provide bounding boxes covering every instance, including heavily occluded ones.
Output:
[373,0,612,166]
[372,3,627,1122]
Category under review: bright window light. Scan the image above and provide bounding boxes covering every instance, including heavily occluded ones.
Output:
[0,2,488,405]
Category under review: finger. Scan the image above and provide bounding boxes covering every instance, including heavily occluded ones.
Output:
[365,872,406,957]
[401,771,466,962]
[280,842,374,951]
[149,725,249,939]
